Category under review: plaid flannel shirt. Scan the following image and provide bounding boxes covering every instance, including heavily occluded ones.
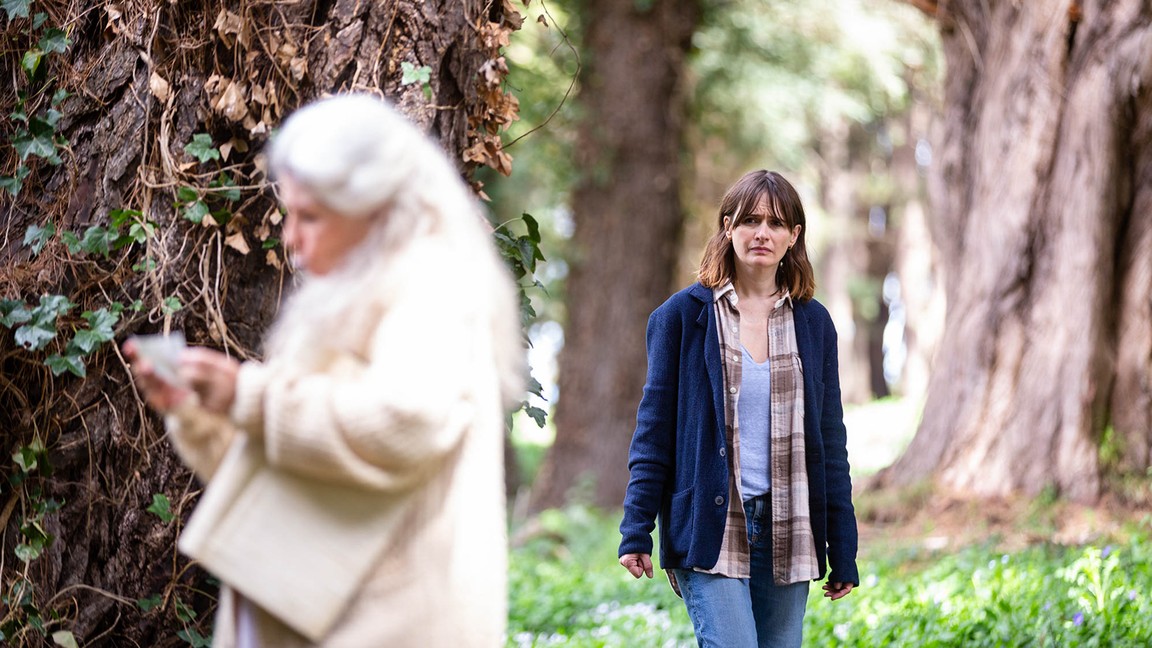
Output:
[700,282,819,584]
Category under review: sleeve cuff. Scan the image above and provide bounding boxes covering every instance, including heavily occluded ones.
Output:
[230,361,269,437]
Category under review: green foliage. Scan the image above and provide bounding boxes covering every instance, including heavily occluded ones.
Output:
[2,0,32,21]
[147,493,176,524]
[400,61,433,100]
[183,133,220,163]
[509,508,1152,647]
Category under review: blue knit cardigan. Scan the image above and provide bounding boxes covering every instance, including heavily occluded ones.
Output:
[618,282,859,585]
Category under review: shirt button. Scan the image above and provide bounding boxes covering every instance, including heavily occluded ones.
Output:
[719,447,726,457]
[715,496,724,506]
[729,387,737,394]
[731,355,739,362]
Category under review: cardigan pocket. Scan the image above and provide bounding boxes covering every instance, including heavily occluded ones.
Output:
[665,486,696,555]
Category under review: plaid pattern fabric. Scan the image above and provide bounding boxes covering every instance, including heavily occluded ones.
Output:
[702,283,819,584]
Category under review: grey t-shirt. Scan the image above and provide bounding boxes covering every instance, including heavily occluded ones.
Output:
[738,345,771,500]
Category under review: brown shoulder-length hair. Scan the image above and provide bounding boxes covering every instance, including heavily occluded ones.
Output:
[697,170,816,301]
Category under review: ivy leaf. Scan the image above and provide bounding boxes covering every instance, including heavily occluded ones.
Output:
[136,594,163,612]
[176,186,199,203]
[162,296,183,315]
[21,48,43,78]
[527,375,545,399]
[109,208,142,229]
[12,124,57,162]
[0,165,30,196]
[176,629,212,648]
[69,308,118,354]
[522,213,541,244]
[261,237,279,250]
[61,230,81,254]
[38,28,70,54]
[174,597,197,622]
[132,257,157,273]
[210,173,240,202]
[183,200,210,224]
[127,221,154,244]
[13,445,39,472]
[23,221,55,255]
[184,133,220,163]
[15,294,75,351]
[524,404,547,428]
[51,88,69,106]
[45,353,85,377]
[78,225,115,257]
[0,299,31,328]
[14,542,42,562]
[146,493,175,523]
[400,61,432,86]
[1,0,32,20]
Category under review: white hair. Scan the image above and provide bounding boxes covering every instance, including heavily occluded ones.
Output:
[263,94,525,408]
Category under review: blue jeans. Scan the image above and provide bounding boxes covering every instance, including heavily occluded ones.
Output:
[672,495,810,648]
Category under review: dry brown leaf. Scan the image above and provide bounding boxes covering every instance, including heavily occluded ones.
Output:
[219,141,233,161]
[214,9,249,49]
[250,82,268,106]
[289,57,307,81]
[265,249,282,269]
[148,72,170,103]
[225,231,251,255]
[213,80,250,123]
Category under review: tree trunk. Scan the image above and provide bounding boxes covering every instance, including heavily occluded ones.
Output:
[880,0,1152,501]
[0,1,519,644]
[528,0,700,512]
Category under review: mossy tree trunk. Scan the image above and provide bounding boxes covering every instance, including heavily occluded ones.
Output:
[528,0,701,512]
[880,0,1152,502]
[0,1,519,644]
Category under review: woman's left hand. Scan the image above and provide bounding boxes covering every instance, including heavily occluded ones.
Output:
[822,581,854,600]
[179,348,241,416]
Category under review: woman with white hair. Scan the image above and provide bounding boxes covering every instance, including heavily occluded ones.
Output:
[125,94,523,647]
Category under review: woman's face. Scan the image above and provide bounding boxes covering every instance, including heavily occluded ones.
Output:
[725,194,801,275]
[278,176,376,276]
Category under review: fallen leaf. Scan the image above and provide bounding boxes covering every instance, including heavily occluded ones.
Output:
[265,249,282,269]
[149,72,170,103]
[225,231,250,255]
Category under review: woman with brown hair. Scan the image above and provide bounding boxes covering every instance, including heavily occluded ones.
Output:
[619,170,858,647]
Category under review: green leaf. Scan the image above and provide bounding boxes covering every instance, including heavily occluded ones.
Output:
[45,353,85,377]
[0,165,30,196]
[0,299,31,328]
[51,630,80,648]
[38,28,70,54]
[14,542,42,562]
[527,375,545,398]
[173,597,196,622]
[1,0,31,20]
[137,594,163,612]
[14,294,75,350]
[210,173,241,202]
[12,125,58,162]
[13,445,38,472]
[177,628,212,648]
[109,208,142,229]
[31,10,45,28]
[176,186,199,203]
[129,299,144,312]
[147,493,175,523]
[400,61,432,86]
[162,296,183,315]
[522,213,541,244]
[61,230,81,254]
[261,237,279,250]
[525,404,547,428]
[132,257,157,273]
[78,225,115,257]
[21,48,43,78]
[51,88,69,106]
[126,222,152,244]
[183,133,220,163]
[23,221,55,255]
[183,200,210,224]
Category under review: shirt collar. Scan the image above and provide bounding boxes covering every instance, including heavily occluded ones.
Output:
[713,281,793,309]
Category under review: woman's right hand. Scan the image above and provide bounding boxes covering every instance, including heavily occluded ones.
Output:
[619,553,654,579]
[123,340,192,413]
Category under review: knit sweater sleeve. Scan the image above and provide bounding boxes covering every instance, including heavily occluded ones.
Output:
[165,400,238,483]
[229,293,481,492]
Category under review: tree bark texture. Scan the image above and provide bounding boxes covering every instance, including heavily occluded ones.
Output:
[0,1,519,644]
[881,0,1152,501]
[529,0,700,512]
